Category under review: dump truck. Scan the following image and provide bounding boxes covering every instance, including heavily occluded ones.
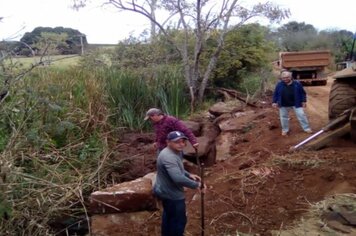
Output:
[292,34,356,151]
[279,50,331,85]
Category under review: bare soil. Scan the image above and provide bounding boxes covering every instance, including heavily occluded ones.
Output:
[114,77,356,235]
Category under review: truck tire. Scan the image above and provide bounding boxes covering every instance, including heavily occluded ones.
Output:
[328,80,356,120]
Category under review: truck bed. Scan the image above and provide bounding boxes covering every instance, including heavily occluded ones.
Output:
[280,50,330,68]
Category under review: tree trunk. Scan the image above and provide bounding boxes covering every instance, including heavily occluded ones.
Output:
[149,0,157,40]
[197,0,238,103]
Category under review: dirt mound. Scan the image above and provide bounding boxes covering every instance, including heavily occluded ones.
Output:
[185,150,356,235]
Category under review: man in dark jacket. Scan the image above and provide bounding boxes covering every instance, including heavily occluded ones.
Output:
[144,108,199,151]
[153,131,204,236]
[272,71,312,136]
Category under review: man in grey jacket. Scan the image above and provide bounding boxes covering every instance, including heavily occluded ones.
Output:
[153,131,204,236]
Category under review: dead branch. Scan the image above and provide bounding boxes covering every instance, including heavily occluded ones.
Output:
[217,87,258,107]
[210,210,253,225]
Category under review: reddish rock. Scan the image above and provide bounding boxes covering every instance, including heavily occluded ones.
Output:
[184,136,216,166]
[182,120,202,136]
[215,132,234,161]
[91,211,159,236]
[89,177,157,214]
[208,101,243,117]
[217,110,256,132]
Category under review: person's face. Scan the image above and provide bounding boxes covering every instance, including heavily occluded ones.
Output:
[148,114,161,123]
[281,75,292,84]
[167,138,187,152]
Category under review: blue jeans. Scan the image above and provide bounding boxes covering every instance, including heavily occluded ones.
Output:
[279,106,311,133]
[161,199,187,236]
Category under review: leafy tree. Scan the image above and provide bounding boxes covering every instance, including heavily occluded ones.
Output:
[212,23,274,88]
[276,21,318,51]
[112,30,186,70]
[73,0,289,110]
[320,30,355,62]
[269,21,355,64]
[18,27,87,55]
[34,32,68,56]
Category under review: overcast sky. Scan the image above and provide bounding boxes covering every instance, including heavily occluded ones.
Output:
[0,0,355,44]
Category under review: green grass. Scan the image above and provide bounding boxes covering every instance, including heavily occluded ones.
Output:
[10,55,81,69]
[87,44,117,50]
[104,65,190,131]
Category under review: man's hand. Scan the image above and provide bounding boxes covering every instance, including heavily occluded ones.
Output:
[189,174,201,182]
[272,103,278,108]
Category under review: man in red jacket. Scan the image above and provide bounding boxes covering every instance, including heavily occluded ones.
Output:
[144,108,199,152]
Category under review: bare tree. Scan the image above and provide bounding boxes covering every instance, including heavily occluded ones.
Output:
[73,0,289,110]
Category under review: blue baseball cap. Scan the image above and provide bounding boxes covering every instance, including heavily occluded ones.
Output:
[167,131,188,141]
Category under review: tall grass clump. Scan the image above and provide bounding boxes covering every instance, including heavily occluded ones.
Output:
[153,66,189,117]
[104,65,189,130]
[0,62,190,234]
[0,66,116,235]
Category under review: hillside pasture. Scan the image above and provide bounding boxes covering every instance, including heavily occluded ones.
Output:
[8,54,81,69]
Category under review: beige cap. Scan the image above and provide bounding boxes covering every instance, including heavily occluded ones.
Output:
[144,108,163,120]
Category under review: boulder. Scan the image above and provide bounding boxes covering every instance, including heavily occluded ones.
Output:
[217,110,257,132]
[143,172,156,186]
[182,120,201,136]
[89,177,157,214]
[208,101,243,117]
[184,136,216,166]
[215,132,234,161]
[91,211,158,236]
[201,120,220,137]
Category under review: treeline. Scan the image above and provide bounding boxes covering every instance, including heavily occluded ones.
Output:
[1,21,354,63]
[0,26,87,56]
[80,21,354,90]
[271,21,355,62]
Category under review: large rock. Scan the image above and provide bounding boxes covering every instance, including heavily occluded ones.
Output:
[182,120,220,166]
[208,101,243,117]
[201,119,220,137]
[182,120,201,136]
[143,172,156,185]
[217,110,264,132]
[91,211,158,236]
[184,136,216,166]
[215,132,234,161]
[89,177,157,214]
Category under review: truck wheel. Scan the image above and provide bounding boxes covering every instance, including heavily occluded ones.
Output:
[328,80,356,120]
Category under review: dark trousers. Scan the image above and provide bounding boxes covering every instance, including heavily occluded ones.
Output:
[161,199,187,236]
